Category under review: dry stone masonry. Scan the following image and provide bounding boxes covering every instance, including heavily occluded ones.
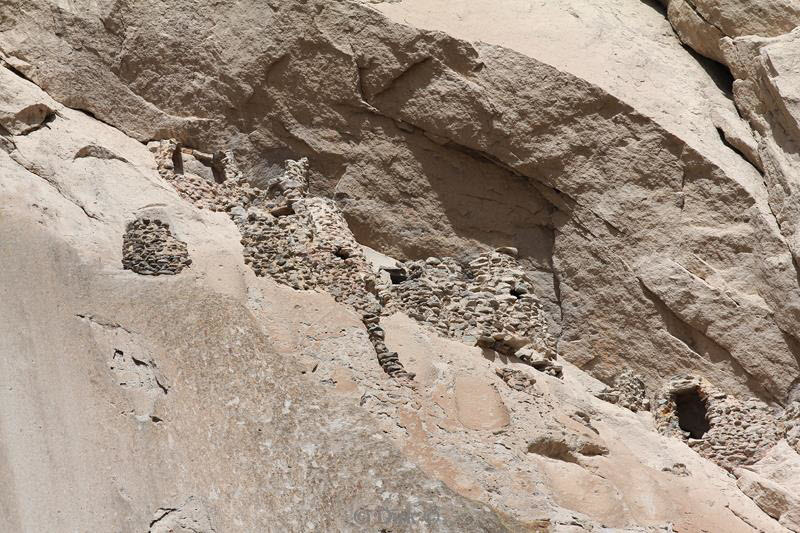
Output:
[151,141,411,379]
[152,140,563,382]
[380,249,562,377]
[782,402,800,454]
[150,140,256,211]
[151,137,800,478]
[363,313,412,379]
[655,376,783,471]
[122,218,191,275]
[7,2,800,526]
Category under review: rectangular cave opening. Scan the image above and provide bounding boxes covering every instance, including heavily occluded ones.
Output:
[171,145,184,175]
[674,387,710,439]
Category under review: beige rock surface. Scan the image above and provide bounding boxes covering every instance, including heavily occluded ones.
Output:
[3,0,800,531]
[374,0,758,186]
[0,70,511,532]
[4,0,800,404]
[740,442,800,531]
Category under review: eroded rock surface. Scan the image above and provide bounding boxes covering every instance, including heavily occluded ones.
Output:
[6,0,800,404]
[3,0,800,531]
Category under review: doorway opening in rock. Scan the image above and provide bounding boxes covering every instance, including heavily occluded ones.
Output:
[171,145,184,175]
[674,388,710,439]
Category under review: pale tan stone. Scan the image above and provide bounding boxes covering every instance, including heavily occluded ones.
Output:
[453,374,510,431]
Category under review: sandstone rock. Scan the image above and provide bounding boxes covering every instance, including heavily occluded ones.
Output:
[0,67,57,135]
[662,0,800,44]
[149,497,216,533]
[3,1,800,531]
[660,0,800,66]
[527,428,609,463]
[668,0,727,60]
[454,374,510,431]
[711,107,764,171]
[637,257,799,401]
[0,68,508,532]
[737,469,800,530]
[5,0,798,404]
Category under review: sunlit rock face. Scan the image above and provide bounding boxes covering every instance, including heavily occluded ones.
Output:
[2,1,800,531]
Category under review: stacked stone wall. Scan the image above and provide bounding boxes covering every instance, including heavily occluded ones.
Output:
[150,139,560,382]
[122,218,191,275]
[654,376,782,471]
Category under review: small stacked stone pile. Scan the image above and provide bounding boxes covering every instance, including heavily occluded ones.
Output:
[382,248,561,377]
[654,376,782,471]
[595,370,650,412]
[363,313,414,379]
[122,218,191,275]
[495,368,537,394]
[781,401,800,453]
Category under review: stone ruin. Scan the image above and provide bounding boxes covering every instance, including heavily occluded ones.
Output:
[379,249,562,377]
[122,218,191,275]
[236,197,382,311]
[149,139,562,382]
[148,138,800,478]
[782,401,800,454]
[149,140,411,379]
[150,140,258,212]
[593,370,800,473]
[654,375,783,471]
[595,370,650,413]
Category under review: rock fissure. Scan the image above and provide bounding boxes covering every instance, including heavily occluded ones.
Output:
[8,152,102,221]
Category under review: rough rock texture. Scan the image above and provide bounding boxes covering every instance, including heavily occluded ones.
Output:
[6,0,800,407]
[660,0,800,62]
[0,69,511,532]
[738,442,800,531]
[595,370,650,413]
[3,0,800,531]
[655,376,784,471]
[122,218,192,275]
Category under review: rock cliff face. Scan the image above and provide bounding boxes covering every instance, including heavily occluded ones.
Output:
[2,0,800,531]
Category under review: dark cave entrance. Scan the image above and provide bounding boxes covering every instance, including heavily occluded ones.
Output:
[674,388,710,439]
[171,145,184,175]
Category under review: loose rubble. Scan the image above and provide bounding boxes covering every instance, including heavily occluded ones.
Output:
[495,367,537,394]
[122,218,191,275]
[782,402,800,454]
[595,370,650,413]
